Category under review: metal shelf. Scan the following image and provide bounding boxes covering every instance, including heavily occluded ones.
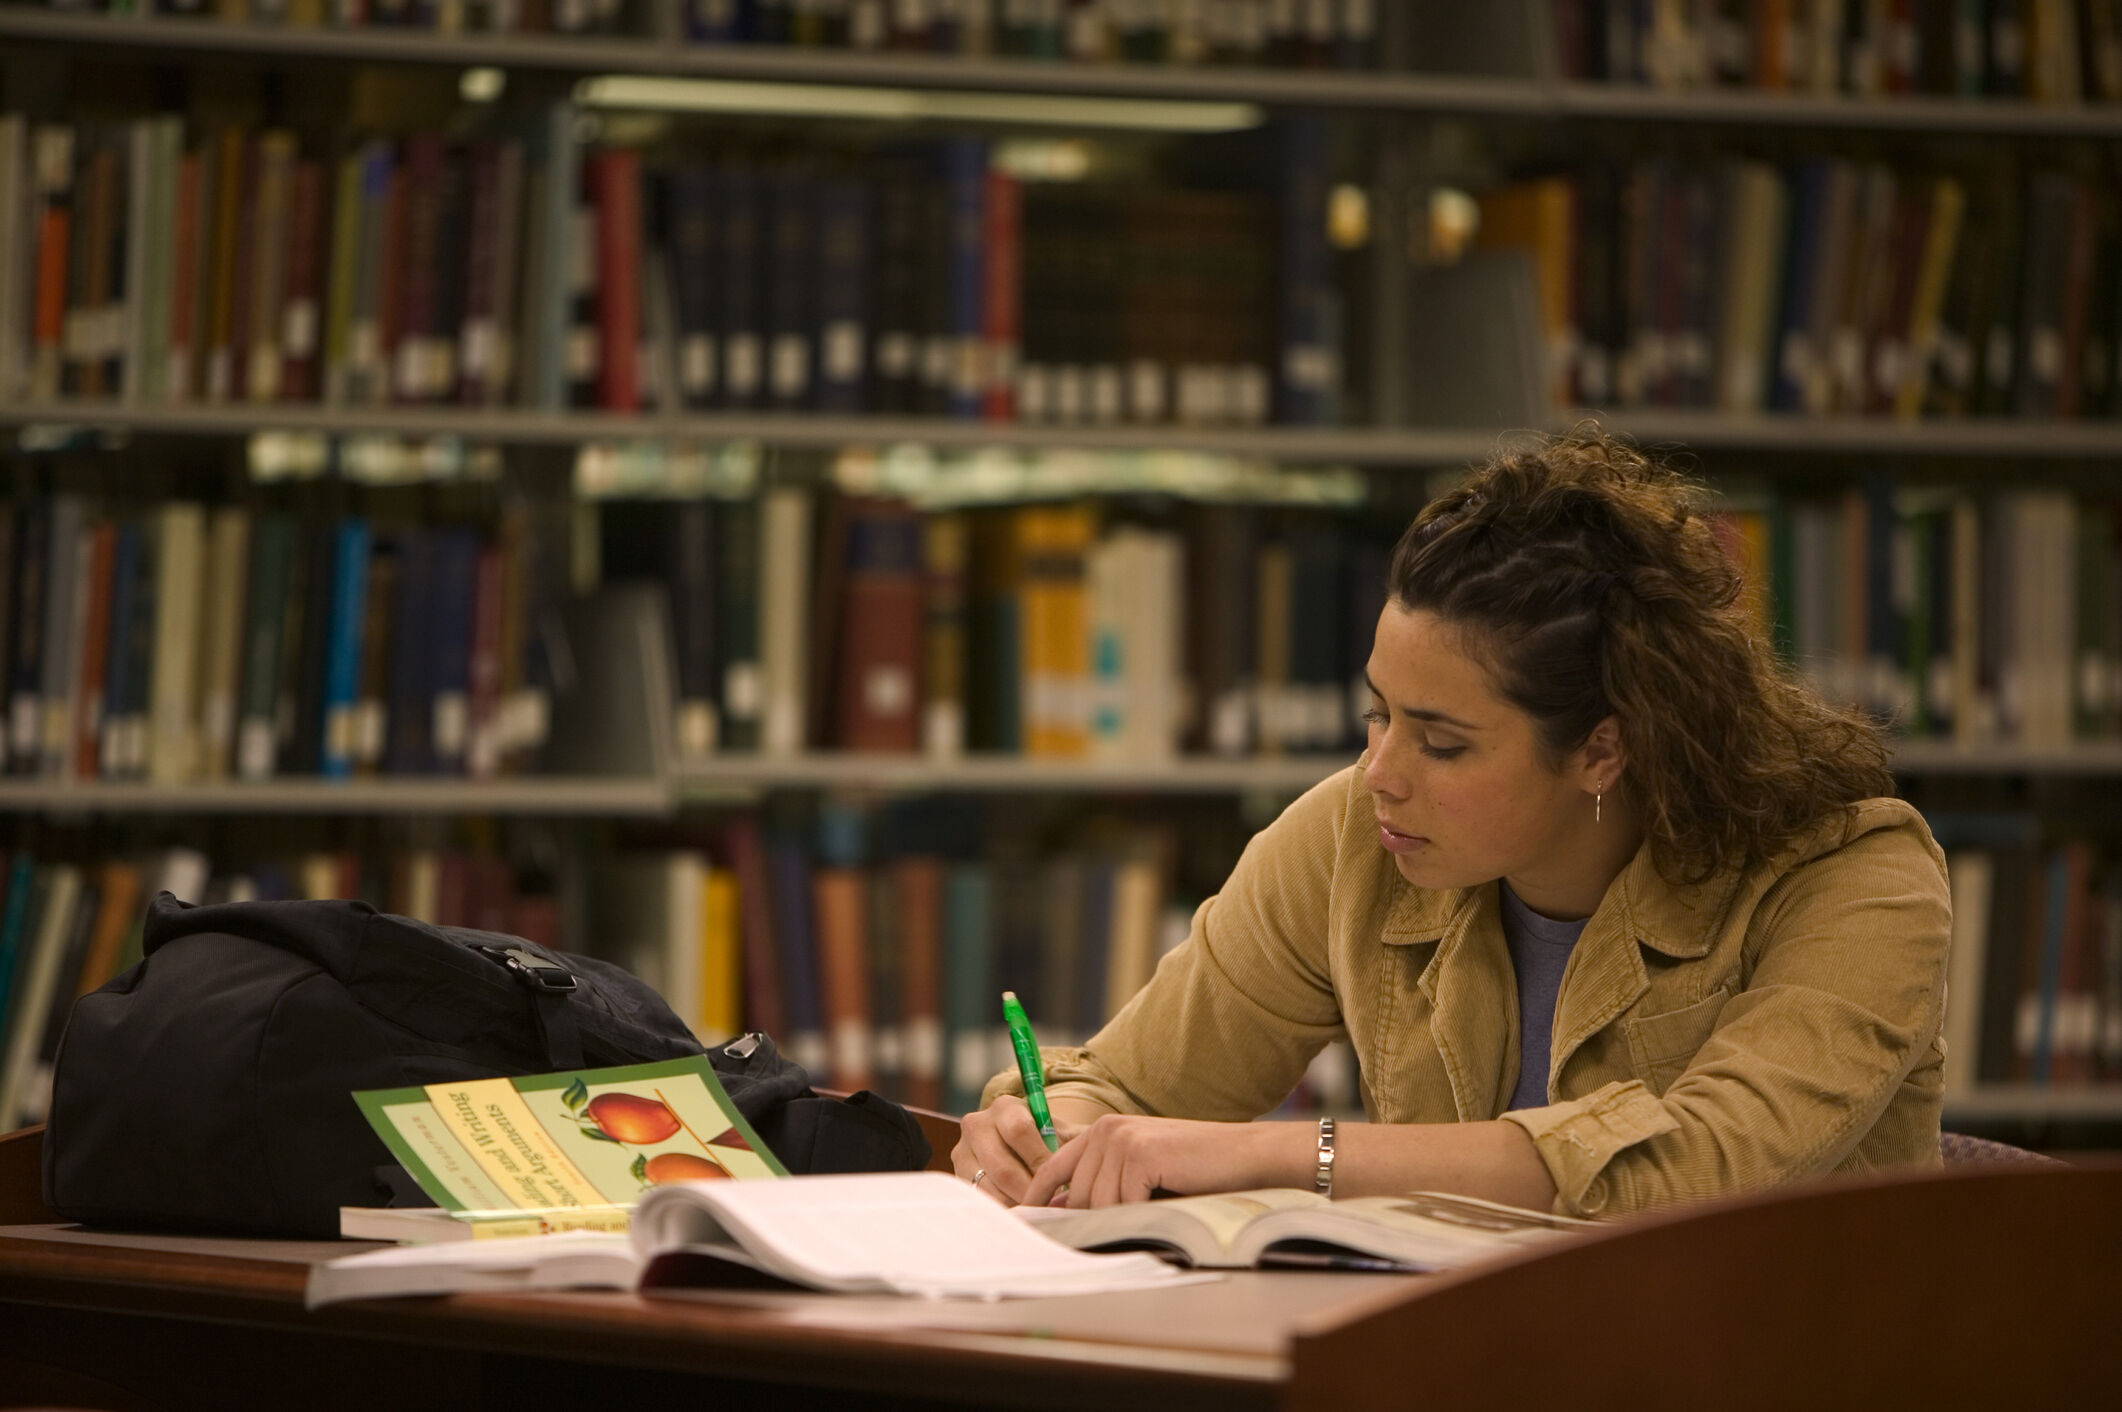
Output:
[10,10,2122,134]
[0,775,672,815]
[1,399,1504,466]
[673,753,1354,797]
[18,398,2122,464]
[0,741,2116,816]
[1553,79,2122,137]
[1891,741,2122,775]
[1942,1086,2122,1122]
[0,10,1548,109]
[1603,409,2122,458]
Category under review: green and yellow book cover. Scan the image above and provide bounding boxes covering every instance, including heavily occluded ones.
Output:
[353,1055,786,1237]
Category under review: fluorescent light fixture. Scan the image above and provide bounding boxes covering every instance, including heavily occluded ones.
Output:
[573,75,1262,132]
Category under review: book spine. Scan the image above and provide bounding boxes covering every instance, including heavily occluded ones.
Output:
[668,163,719,410]
[982,167,1021,422]
[195,507,252,781]
[895,855,944,1111]
[466,544,505,778]
[69,525,116,783]
[234,515,293,782]
[30,125,76,404]
[814,176,870,414]
[836,503,925,752]
[759,486,812,756]
[320,519,373,780]
[246,131,295,405]
[812,866,877,1093]
[718,162,764,408]
[353,539,397,775]
[668,498,718,761]
[942,137,987,420]
[766,167,814,411]
[921,512,968,759]
[280,157,327,404]
[715,495,762,752]
[0,117,26,403]
[1276,114,1335,424]
[383,529,435,776]
[428,529,479,774]
[592,146,642,411]
[147,503,205,784]
[35,502,85,780]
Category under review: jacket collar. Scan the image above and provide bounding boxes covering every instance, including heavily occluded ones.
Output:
[1378,832,1729,960]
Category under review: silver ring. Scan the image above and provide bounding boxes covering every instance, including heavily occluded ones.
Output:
[971,1168,987,1187]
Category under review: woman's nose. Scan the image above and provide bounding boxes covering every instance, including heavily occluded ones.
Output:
[1363,742,1408,801]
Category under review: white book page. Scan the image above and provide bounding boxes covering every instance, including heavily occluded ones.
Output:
[637,1172,1201,1297]
[323,1229,636,1272]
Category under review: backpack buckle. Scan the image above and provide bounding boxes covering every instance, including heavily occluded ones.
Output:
[475,944,578,994]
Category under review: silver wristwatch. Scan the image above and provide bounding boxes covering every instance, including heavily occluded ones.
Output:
[1313,1115,1337,1197]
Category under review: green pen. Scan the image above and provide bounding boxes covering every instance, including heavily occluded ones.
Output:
[1002,990,1060,1151]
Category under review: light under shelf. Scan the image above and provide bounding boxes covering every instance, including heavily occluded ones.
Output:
[0,776,672,816]
[672,753,1356,798]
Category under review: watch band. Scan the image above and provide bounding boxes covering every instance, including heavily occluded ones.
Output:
[1313,1115,1337,1197]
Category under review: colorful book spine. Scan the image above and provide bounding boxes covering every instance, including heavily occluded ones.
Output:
[320,519,373,780]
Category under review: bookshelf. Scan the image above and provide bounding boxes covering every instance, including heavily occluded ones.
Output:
[3,0,2120,1137]
[0,740,2111,821]
[20,402,2122,463]
[14,8,2122,136]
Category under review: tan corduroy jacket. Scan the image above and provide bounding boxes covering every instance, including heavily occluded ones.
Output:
[984,762,1952,1219]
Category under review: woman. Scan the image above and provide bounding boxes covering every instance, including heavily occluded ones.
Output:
[956,429,1951,1219]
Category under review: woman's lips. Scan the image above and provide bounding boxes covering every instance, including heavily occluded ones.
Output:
[1377,821,1428,855]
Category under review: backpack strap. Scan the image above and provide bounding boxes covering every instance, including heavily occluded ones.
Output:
[472,943,585,1070]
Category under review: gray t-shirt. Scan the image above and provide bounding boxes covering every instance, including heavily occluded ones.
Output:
[1501,882,1588,1111]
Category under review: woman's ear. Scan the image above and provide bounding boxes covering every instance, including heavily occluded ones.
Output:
[1578,716,1627,791]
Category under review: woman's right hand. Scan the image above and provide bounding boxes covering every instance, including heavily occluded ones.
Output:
[952,1095,1065,1206]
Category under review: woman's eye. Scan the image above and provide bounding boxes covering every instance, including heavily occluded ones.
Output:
[1360,707,1388,727]
[1419,742,1466,760]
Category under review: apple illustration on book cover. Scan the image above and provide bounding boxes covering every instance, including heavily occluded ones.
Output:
[559,1077,738,1186]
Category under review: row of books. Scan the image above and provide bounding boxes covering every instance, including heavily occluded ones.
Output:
[1481,158,2122,421]
[1940,823,2122,1095]
[591,816,1198,1113]
[0,848,203,1131]
[37,0,1383,68]
[1717,486,2118,748]
[0,115,1332,426]
[599,490,1383,762]
[1552,0,2122,103]
[0,493,560,783]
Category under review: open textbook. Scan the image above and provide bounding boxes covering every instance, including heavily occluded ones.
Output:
[342,1055,784,1240]
[308,1172,1199,1306]
[1018,1187,1594,1270]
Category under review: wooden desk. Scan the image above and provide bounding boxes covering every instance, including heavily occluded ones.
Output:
[3,1162,2119,1411]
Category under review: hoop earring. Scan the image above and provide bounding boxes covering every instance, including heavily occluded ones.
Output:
[1596,789,1603,825]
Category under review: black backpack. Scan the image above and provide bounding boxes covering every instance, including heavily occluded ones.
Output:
[43,893,930,1237]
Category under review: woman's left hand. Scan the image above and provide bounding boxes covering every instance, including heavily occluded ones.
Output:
[1018,1114,1297,1209]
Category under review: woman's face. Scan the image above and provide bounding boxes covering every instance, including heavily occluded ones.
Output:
[1361,603,1600,905]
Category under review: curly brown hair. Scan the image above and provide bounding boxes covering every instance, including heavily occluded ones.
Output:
[1387,426,1894,885]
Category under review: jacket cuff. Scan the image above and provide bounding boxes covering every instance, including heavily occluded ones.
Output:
[977,1046,1135,1117]
[1499,1080,1680,1218]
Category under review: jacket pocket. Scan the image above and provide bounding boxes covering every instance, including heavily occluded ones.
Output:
[1625,987,1733,1095]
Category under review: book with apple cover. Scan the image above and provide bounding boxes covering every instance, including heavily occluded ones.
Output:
[1015,1187,1595,1271]
[347,1055,785,1240]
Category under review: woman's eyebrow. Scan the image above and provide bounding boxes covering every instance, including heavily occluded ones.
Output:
[1362,672,1481,731]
